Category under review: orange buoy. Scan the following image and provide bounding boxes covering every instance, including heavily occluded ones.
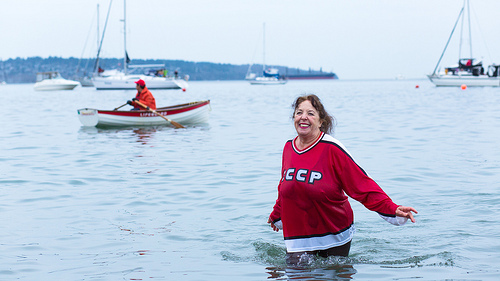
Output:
[461,84,467,90]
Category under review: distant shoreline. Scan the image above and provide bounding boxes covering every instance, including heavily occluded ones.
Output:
[0,56,336,84]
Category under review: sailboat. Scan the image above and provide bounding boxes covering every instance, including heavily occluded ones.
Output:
[427,0,500,87]
[92,0,189,90]
[247,23,287,85]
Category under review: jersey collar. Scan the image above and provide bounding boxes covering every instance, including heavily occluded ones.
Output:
[292,132,324,154]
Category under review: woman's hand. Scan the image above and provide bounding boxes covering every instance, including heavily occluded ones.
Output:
[396,206,418,223]
[267,217,280,232]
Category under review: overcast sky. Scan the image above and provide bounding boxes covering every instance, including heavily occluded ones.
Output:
[3,0,500,79]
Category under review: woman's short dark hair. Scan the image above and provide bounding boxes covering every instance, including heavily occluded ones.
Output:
[292,94,335,134]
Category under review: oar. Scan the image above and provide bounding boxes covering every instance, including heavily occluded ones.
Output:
[113,102,128,111]
[134,100,185,129]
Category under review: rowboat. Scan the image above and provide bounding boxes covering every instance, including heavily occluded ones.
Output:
[77,100,210,127]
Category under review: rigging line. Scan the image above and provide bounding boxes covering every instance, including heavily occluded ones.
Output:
[470,1,493,63]
[94,0,114,74]
[85,4,100,75]
[83,4,100,75]
[246,24,264,77]
[432,5,464,75]
[76,10,98,76]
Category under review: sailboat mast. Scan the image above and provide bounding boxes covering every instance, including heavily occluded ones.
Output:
[97,4,100,50]
[459,0,464,61]
[459,0,473,61]
[467,0,472,59]
[123,0,127,74]
[262,23,266,71]
[93,0,113,74]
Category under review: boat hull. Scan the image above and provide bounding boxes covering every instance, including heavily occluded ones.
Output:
[427,74,500,87]
[249,77,287,85]
[93,75,188,90]
[34,80,80,91]
[77,100,210,127]
[79,77,94,87]
[285,73,338,80]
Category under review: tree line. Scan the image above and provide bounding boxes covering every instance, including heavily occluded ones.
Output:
[0,57,325,83]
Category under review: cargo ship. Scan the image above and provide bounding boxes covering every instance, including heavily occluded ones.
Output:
[285,69,338,80]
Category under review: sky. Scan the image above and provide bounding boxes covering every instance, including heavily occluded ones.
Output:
[3,0,500,79]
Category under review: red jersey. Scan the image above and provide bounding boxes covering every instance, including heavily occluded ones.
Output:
[269,133,400,252]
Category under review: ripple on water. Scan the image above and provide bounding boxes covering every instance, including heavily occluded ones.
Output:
[0,179,30,185]
[223,240,460,280]
[2,81,500,280]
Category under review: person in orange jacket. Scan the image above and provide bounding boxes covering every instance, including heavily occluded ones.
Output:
[127,79,157,110]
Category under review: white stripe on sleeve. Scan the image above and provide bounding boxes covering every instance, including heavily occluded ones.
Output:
[379,214,408,226]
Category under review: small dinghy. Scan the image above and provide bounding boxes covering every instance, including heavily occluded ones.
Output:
[77,100,210,127]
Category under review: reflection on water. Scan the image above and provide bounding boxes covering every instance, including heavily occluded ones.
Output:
[228,241,358,280]
[133,127,157,145]
[265,251,357,280]
[78,126,160,145]
[266,263,357,280]
[247,240,458,280]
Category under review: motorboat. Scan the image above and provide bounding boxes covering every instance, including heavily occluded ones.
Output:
[77,100,210,127]
[34,72,80,91]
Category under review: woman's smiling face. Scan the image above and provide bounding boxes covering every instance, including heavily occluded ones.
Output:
[294,100,322,138]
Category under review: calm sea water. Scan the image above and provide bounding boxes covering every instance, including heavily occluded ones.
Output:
[1,79,499,280]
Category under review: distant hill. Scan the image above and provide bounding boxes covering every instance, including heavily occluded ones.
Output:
[0,56,336,83]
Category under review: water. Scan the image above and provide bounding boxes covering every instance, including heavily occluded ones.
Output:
[1,79,499,280]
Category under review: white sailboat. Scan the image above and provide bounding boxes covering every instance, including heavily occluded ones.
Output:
[92,0,188,90]
[428,0,500,87]
[247,23,287,85]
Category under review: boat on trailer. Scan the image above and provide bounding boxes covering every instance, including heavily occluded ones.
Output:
[77,100,210,127]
